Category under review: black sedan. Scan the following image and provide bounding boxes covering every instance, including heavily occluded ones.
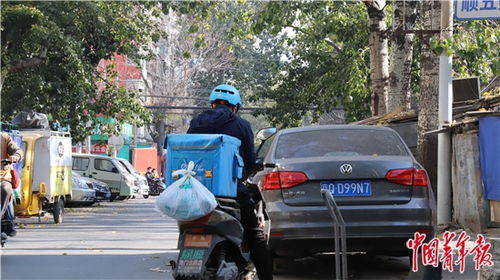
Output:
[253,125,436,258]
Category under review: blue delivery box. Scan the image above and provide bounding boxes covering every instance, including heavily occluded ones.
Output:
[165,134,244,198]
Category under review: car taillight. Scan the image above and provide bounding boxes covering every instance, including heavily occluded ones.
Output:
[385,168,429,186]
[262,171,308,190]
[412,169,429,186]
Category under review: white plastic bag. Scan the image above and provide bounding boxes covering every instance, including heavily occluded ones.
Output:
[155,161,217,221]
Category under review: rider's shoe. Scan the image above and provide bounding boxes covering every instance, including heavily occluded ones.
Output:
[1,232,8,240]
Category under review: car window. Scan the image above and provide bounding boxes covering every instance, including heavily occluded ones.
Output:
[73,157,90,171]
[119,161,132,174]
[274,129,409,159]
[119,159,139,175]
[256,134,276,159]
[95,159,116,173]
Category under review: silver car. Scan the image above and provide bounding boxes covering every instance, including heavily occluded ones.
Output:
[70,171,96,206]
[253,125,436,257]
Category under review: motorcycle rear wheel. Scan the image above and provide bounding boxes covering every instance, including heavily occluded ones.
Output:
[207,241,240,280]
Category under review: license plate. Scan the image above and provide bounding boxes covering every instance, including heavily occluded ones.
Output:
[320,181,372,196]
[184,234,213,248]
[177,248,207,275]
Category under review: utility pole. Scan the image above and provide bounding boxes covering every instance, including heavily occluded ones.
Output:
[85,135,91,154]
[437,0,453,225]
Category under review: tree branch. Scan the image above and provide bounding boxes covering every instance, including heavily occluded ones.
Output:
[291,26,342,53]
[10,48,48,71]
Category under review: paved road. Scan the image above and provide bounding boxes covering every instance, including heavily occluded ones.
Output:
[1,199,480,280]
[1,199,178,280]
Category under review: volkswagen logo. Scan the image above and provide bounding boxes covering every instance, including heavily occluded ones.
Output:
[340,164,353,174]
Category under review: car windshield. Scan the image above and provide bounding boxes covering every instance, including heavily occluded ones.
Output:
[122,160,140,175]
[275,129,409,159]
[119,161,133,174]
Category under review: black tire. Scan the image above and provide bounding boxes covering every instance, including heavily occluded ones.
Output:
[110,194,118,201]
[53,197,64,224]
[143,195,149,199]
[205,241,240,279]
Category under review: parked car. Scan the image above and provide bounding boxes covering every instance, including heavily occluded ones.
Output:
[252,125,436,257]
[84,177,112,202]
[72,153,140,200]
[116,158,149,198]
[69,171,96,206]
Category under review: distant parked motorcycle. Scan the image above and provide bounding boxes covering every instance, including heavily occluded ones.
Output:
[145,178,166,198]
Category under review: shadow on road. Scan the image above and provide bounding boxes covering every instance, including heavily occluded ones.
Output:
[273,253,411,280]
[1,252,177,280]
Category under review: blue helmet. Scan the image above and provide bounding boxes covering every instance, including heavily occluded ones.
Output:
[209,84,241,108]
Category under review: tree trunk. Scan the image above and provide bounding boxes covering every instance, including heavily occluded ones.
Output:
[417,0,441,192]
[388,0,417,113]
[366,0,389,116]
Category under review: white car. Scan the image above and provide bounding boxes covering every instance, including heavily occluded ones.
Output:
[117,158,150,198]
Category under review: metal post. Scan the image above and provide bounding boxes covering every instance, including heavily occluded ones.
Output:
[321,190,347,280]
[76,142,82,153]
[85,135,91,154]
[132,125,138,164]
[437,0,453,225]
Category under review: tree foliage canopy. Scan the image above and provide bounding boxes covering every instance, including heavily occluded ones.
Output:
[2,1,497,138]
[166,1,372,125]
[1,1,162,141]
[166,1,499,128]
[248,1,371,125]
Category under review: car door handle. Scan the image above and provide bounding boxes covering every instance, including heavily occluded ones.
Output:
[92,172,98,175]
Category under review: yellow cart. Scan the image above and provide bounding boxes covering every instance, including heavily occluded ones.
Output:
[15,131,72,224]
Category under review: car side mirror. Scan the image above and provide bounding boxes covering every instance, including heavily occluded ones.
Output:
[256,127,277,141]
[255,158,264,171]
[112,167,119,173]
[255,127,277,156]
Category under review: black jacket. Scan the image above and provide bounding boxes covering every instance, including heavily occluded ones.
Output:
[187,106,256,189]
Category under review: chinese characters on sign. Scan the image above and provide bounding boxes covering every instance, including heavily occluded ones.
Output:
[455,0,500,20]
[407,231,494,273]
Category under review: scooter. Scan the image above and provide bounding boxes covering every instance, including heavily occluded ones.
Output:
[147,178,166,197]
[168,128,276,280]
[171,179,269,280]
